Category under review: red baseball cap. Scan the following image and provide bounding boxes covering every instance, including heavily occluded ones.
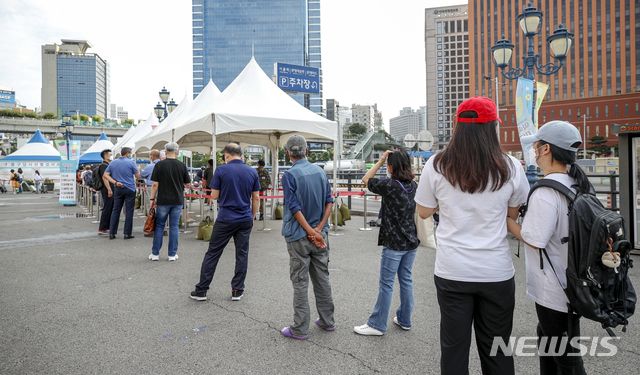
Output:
[456,96,502,124]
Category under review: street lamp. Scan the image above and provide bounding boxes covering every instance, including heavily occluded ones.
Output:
[59,113,75,160]
[154,87,178,121]
[579,114,591,160]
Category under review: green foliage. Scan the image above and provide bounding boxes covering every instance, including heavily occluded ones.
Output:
[373,143,389,151]
[378,129,395,141]
[42,112,57,119]
[308,152,318,163]
[587,136,613,157]
[92,115,103,123]
[349,123,367,135]
[0,109,26,118]
[278,147,291,165]
[122,119,134,125]
[80,114,90,122]
[24,112,38,118]
[10,146,18,154]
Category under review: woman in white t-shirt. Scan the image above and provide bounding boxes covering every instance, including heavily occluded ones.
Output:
[415,96,529,375]
[507,121,588,375]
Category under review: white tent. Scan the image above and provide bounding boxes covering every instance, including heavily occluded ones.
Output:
[113,112,159,156]
[139,80,221,152]
[112,124,138,156]
[0,130,62,184]
[134,95,195,153]
[78,133,114,164]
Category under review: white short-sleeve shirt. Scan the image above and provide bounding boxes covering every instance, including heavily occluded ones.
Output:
[520,174,576,312]
[415,154,530,282]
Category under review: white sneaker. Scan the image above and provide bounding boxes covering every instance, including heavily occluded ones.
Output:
[148,254,159,261]
[168,254,179,261]
[393,317,410,331]
[353,324,384,336]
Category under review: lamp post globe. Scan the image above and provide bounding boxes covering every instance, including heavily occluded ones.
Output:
[154,102,165,121]
[167,98,177,114]
[159,87,170,104]
[517,3,543,36]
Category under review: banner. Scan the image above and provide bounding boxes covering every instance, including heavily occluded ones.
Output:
[69,140,81,160]
[54,140,81,160]
[59,159,78,205]
[534,81,549,130]
[515,78,536,166]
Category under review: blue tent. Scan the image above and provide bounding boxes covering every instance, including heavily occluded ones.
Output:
[78,133,114,165]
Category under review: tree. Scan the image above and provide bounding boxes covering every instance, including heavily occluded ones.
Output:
[349,123,367,135]
[308,152,318,163]
[587,136,611,157]
[92,115,103,123]
[122,119,134,125]
[374,143,389,151]
[80,114,90,122]
[42,112,56,120]
[278,146,291,165]
[378,129,395,141]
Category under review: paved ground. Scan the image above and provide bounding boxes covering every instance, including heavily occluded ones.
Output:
[1,192,640,374]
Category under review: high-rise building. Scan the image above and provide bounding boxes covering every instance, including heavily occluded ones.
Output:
[351,104,375,132]
[424,5,470,149]
[338,106,353,132]
[373,104,384,132]
[193,0,323,114]
[109,104,129,121]
[389,107,425,142]
[41,39,110,119]
[326,99,339,122]
[469,1,640,154]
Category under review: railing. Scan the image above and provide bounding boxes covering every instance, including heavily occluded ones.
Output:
[0,116,132,128]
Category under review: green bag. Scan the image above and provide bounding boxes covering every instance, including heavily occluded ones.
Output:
[201,218,214,242]
[274,201,283,220]
[331,208,344,227]
[339,199,351,221]
[196,216,213,240]
[135,194,141,209]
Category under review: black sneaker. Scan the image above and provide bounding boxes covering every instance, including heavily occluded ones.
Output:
[231,289,244,301]
[190,290,207,301]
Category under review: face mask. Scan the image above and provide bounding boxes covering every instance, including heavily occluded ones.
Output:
[528,145,544,168]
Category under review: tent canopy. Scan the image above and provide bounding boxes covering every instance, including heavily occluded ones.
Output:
[78,133,114,164]
[0,130,62,183]
[1,130,61,161]
[113,112,158,156]
[172,58,337,153]
[135,95,195,153]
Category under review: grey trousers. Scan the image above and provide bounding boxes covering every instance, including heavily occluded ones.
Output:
[287,232,335,336]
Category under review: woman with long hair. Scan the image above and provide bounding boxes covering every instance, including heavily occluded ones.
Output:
[354,148,420,336]
[415,96,529,374]
[507,121,587,375]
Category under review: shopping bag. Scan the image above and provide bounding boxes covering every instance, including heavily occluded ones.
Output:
[197,216,213,240]
[143,208,156,233]
[339,199,351,221]
[414,208,436,249]
[274,201,283,220]
[135,194,141,209]
[201,220,214,242]
[331,208,343,227]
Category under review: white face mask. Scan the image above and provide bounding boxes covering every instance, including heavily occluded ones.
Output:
[528,145,544,168]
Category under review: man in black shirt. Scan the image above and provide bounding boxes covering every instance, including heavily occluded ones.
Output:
[148,142,191,261]
[97,149,114,235]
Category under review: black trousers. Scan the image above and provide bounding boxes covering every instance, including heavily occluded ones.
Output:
[535,303,586,375]
[109,188,135,236]
[99,190,114,231]
[196,220,253,293]
[435,275,515,375]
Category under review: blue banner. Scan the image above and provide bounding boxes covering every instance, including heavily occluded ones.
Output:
[0,89,15,105]
[275,63,320,95]
[59,159,78,205]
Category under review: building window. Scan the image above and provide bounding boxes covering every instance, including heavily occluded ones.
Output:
[596,125,600,136]
[605,105,609,117]
[606,125,609,137]
[551,110,554,120]
[437,22,442,34]
[636,102,639,116]
[438,130,444,135]
[615,104,619,117]
[437,44,442,50]
[504,131,507,143]
[437,37,442,42]
[568,108,572,121]
[512,131,515,142]
[595,106,599,118]
[626,103,629,117]
[438,123,444,128]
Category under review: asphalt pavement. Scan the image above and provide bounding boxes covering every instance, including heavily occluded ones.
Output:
[1,192,639,374]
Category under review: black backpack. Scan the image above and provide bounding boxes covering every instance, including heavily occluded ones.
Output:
[92,163,105,191]
[521,178,636,336]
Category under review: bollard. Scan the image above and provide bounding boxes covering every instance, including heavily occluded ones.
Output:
[181,195,192,234]
[359,193,372,231]
[199,192,204,218]
[92,191,101,224]
[257,197,271,232]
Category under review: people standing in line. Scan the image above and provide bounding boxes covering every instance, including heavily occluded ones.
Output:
[414,96,529,375]
[256,159,271,220]
[202,158,214,208]
[194,166,204,184]
[148,143,191,261]
[81,166,93,187]
[16,168,24,193]
[279,135,335,340]
[141,149,161,237]
[103,147,141,240]
[507,121,588,375]
[190,143,260,302]
[34,170,44,194]
[354,149,419,336]
[97,149,114,235]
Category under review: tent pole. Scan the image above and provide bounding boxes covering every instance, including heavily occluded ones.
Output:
[272,136,280,219]
[329,123,342,236]
[211,114,217,221]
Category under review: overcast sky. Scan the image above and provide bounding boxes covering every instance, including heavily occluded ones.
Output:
[0,0,463,129]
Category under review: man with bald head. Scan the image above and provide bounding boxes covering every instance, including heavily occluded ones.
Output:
[191,143,261,302]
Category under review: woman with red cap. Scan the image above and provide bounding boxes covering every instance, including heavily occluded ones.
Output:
[415,96,530,375]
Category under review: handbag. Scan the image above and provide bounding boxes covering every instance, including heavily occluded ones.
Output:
[143,207,156,233]
[274,201,283,220]
[200,216,214,242]
[197,216,213,240]
[414,208,436,249]
[339,198,351,221]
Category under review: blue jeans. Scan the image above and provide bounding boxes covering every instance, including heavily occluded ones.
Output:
[367,247,417,332]
[152,204,182,256]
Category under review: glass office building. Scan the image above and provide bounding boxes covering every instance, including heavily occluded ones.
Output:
[193,0,323,114]
[41,40,110,119]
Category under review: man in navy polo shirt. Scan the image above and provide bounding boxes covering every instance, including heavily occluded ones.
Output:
[191,143,260,302]
[103,146,141,239]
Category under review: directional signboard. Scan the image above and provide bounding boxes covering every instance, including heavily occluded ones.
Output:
[275,62,320,95]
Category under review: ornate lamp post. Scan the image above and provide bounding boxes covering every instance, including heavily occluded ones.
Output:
[59,113,75,160]
[154,86,178,121]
